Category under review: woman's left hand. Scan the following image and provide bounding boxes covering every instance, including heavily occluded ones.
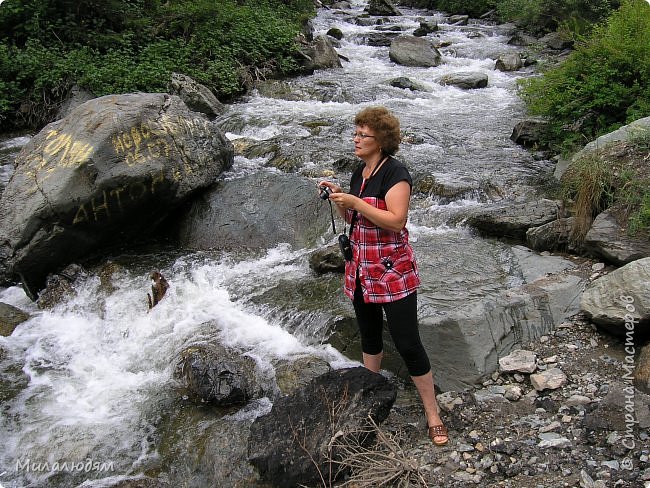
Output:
[329,192,356,210]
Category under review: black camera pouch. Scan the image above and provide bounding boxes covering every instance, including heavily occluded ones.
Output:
[338,234,352,261]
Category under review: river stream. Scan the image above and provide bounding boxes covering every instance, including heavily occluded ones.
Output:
[0,1,555,486]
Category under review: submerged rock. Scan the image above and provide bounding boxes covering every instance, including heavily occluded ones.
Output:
[0,302,29,336]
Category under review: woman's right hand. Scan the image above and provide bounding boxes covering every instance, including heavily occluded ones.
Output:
[318,181,343,194]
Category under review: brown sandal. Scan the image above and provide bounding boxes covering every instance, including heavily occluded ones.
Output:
[428,424,449,446]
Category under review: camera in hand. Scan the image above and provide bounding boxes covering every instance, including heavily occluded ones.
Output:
[338,234,352,261]
[319,185,332,200]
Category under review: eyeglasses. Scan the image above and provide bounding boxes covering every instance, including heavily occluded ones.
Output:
[351,132,376,140]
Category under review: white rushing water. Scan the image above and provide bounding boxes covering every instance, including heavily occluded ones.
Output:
[0,247,355,487]
[0,2,551,486]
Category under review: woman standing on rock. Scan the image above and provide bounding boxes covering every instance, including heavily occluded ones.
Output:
[319,106,448,446]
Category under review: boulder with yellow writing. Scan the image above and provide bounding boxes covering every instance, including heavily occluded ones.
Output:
[0,92,234,299]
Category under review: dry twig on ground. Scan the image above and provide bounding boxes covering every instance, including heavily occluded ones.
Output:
[333,416,428,488]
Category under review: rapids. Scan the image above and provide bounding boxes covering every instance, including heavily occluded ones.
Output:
[0,1,555,486]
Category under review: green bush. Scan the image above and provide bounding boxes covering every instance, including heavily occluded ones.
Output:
[519,0,650,153]
[430,0,496,17]
[0,0,314,130]
[497,0,618,35]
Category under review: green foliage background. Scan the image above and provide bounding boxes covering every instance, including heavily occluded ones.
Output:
[405,0,619,32]
[0,0,314,130]
[519,0,650,152]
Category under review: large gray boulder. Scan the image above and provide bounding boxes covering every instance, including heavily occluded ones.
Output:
[420,261,586,391]
[168,72,226,118]
[464,199,564,241]
[581,257,650,335]
[173,171,331,251]
[584,210,650,265]
[389,35,442,68]
[297,34,342,72]
[248,367,397,487]
[0,93,234,298]
[365,0,401,16]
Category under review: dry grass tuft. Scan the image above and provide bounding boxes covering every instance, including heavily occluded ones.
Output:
[332,416,429,488]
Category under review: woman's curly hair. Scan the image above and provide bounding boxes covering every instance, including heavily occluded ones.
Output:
[354,106,401,156]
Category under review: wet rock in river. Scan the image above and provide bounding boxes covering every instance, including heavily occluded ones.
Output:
[365,0,401,16]
[389,35,443,67]
[464,198,564,241]
[175,342,264,407]
[172,171,331,251]
[438,71,489,89]
[495,52,523,71]
[308,244,345,274]
[297,34,342,72]
[0,302,29,336]
[146,270,169,310]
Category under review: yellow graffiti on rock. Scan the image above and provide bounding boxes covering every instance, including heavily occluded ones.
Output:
[17,130,94,195]
[72,170,166,225]
[112,124,170,167]
[111,115,213,171]
[43,129,94,168]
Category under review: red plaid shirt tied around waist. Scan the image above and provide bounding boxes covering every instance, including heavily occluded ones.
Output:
[344,197,421,303]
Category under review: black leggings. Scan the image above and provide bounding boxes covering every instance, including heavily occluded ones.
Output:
[352,280,431,377]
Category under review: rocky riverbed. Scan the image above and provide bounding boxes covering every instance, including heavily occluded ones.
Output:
[368,258,649,488]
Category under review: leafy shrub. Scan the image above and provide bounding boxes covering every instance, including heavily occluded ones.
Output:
[0,0,314,130]
[519,0,650,153]
[497,0,618,35]
[430,0,496,17]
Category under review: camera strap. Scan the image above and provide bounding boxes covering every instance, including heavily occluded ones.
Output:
[327,199,337,234]
[343,156,388,237]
